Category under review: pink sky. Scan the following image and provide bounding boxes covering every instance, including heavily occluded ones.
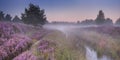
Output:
[46,9,120,23]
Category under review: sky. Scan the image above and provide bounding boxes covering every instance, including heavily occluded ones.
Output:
[0,0,120,22]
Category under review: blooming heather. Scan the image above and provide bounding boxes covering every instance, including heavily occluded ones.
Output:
[0,22,15,39]
[0,22,48,60]
[0,38,7,45]
[13,51,38,60]
[0,34,32,60]
[0,46,8,59]
[37,40,55,60]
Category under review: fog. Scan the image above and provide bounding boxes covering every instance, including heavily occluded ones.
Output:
[43,24,112,60]
[43,24,98,34]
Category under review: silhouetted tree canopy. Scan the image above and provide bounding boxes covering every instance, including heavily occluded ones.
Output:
[115,18,120,25]
[95,10,105,25]
[0,11,12,22]
[5,14,12,21]
[104,18,113,25]
[21,3,47,25]
[12,15,22,23]
[77,21,80,24]
[0,11,5,21]
[80,19,95,25]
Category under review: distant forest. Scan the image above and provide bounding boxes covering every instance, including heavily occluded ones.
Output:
[0,3,120,26]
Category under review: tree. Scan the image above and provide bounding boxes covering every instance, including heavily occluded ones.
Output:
[5,14,12,21]
[77,21,80,24]
[104,18,113,25]
[115,18,120,25]
[95,10,105,25]
[21,3,47,25]
[12,15,22,23]
[80,19,95,25]
[0,11,5,21]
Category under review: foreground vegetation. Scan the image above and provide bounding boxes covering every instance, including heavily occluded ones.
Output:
[0,22,120,60]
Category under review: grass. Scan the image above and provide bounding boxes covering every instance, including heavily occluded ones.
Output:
[43,30,86,60]
[30,28,120,60]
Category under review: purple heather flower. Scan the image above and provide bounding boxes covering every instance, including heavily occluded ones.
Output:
[13,51,38,60]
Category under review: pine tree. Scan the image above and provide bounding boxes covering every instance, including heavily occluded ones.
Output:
[95,10,105,25]
[12,15,22,23]
[105,18,113,25]
[115,18,120,25]
[0,11,5,21]
[5,14,12,21]
[21,3,47,25]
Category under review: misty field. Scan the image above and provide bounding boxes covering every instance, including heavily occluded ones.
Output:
[0,22,120,60]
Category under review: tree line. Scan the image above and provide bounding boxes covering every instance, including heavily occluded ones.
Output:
[0,3,48,26]
[0,11,21,22]
[0,3,120,25]
[77,10,120,25]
